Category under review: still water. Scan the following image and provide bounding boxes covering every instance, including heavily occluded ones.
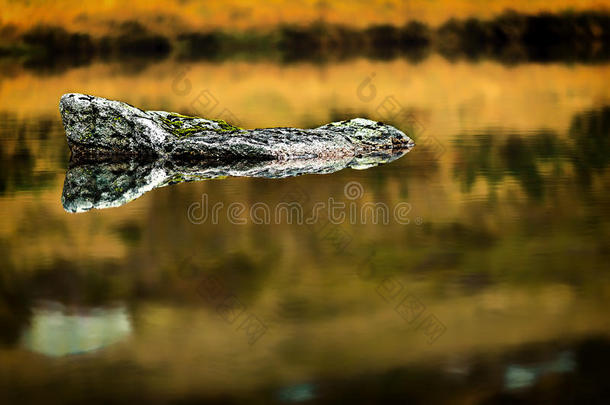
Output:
[1,57,609,403]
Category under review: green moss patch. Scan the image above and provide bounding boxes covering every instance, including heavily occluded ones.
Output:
[160,114,242,138]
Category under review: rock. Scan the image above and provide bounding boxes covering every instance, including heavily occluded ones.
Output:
[61,149,410,212]
[59,93,414,161]
[59,93,415,212]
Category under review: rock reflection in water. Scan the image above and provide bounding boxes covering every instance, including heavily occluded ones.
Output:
[61,148,410,212]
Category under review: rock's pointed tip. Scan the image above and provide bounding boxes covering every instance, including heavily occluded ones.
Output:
[60,92,80,105]
[61,93,106,111]
[60,93,81,119]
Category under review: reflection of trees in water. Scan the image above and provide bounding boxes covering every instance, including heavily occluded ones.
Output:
[0,257,125,347]
[1,106,608,351]
[453,106,610,199]
[571,106,610,187]
[2,11,610,74]
[172,251,274,306]
[438,12,610,64]
[0,249,274,347]
[0,241,31,346]
[15,22,170,75]
[328,336,610,404]
[0,112,65,195]
[5,334,605,403]
[263,337,609,404]
[453,131,563,199]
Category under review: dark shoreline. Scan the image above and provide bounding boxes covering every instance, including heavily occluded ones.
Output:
[1,10,610,73]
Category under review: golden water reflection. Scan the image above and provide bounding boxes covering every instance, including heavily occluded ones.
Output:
[0,57,609,402]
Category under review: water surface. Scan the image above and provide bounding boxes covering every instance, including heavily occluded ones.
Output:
[1,57,609,403]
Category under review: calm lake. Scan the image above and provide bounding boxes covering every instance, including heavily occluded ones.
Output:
[1,56,609,403]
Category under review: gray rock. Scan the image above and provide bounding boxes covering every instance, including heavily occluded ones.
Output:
[59,93,414,161]
[61,149,410,212]
[59,93,415,212]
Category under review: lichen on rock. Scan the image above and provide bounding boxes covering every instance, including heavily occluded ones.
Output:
[59,93,416,212]
[59,93,414,162]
